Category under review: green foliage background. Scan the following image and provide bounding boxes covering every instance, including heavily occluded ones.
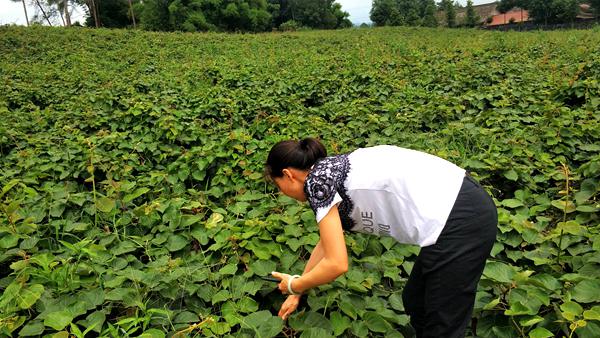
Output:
[1,26,599,337]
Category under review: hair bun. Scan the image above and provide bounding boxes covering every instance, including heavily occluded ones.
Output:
[299,138,310,150]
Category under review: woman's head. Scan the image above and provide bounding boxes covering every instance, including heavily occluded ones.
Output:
[266,138,326,201]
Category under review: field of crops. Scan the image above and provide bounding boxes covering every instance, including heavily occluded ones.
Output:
[1,25,599,337]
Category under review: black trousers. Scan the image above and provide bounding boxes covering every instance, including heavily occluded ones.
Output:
[402,175,498,338]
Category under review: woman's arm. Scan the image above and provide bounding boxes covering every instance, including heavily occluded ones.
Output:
[275,239,325,319]
[287,204,348,293]
[273,205,347,319]
[303,240,325,274]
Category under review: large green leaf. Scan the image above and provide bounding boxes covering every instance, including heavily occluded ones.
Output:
[44,311,74,330]
[18,284,44,309]
[123,187,150,203]
[166,234,188,251]
[0,234,19,249]
[363,311,392,333]
[240,311,283,338]
[483,261,517,283]
[18,321,45,336]
[300,327,334,338]
[572,280,600,303]
[330,311,351,336]
[96,197,115,213]
[528,327,554,338]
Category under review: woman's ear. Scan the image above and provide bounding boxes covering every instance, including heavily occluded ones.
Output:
[282,168,293,181]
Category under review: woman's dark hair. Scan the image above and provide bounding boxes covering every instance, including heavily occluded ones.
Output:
[265,138,327,178]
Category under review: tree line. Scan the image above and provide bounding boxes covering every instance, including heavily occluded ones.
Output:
[11,0,600,31]
[497,0,597,25]
[371,0,600,28]
[10,0,352,32]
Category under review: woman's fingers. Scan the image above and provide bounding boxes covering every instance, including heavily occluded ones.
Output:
[272,271,291,294]
[278,295,300,320]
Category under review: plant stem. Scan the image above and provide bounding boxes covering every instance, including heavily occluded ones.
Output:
[556,163,570,266]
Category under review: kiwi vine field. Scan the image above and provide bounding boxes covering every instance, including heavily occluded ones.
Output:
[0,26,599,337]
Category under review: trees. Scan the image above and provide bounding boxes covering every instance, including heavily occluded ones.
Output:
[370,0,438,27]
[138,0,273,32]
[464,0,479,27]
[22,0,76,26]
[10,0,30,26]
[278,0,351,29]
[370,0,398,26]
[83,0,131,28]
[440,0,456,27]
[421,0,438,27]
[591,0,600,18]
[498,0,582,25]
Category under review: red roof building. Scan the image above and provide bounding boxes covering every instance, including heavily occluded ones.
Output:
[487,8,529,26]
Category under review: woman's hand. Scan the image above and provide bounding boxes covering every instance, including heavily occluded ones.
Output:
[278,294,301,320]
[271,271,297,295]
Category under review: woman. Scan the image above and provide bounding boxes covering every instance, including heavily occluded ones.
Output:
[266,138,497,338]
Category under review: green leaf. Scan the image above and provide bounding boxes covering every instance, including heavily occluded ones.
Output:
[502,199,524,208]
[166,234,188,251]
[208,321,231,335]
[528,327,554,338]
[96,197,115,213]
[483,298,501,310]
[574,179,597,204]
[519,316,544,327]
[112,240,138,255]
[138,329,166,338]
[51,331,70,338]
[237,297,258,313]
[123,187,150,203]
[300,327,334,338]
[105,288,135,301]
[218,263,237,275]
[18,321,45,336]
[212,290,231,304]
[44,310,74,330]
[338,300,358,319]
[330,311,351,336]
[174,311,199,323]
[388,293,404,311]
[583,306,600,321]
[551,200,576,213]
[205,213,224,229]
[0,233,19,249]
[351,321,368,337]
[504,169,518,181]
[240,311,283,338]
[561,301,584,321]
[0,281,22,307]
[83,310,106,334]
[250,260,276,276]
[483,261,517,283]
[363,311,392,333]
[505,301,532,316]
[572,280,600,303]
[18,284,44,309]
[291,312,331,331]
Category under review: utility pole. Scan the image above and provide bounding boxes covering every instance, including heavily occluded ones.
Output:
[35,0,53,26]
[64,0,72,26]
[21,0,30,26]
[128,0,136,28]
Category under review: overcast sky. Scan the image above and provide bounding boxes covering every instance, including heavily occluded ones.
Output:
[0,0,495,26]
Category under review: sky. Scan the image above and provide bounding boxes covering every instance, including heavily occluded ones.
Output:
[0,0,496,26]
[0,0,86,25]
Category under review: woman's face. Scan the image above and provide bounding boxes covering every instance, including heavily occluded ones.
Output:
[273,168,307,202]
